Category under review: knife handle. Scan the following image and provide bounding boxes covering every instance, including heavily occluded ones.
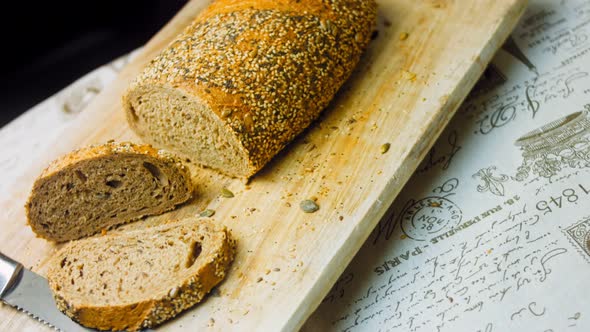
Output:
[0,252,23,298]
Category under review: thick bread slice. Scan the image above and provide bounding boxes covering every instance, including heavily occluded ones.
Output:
[26,142,193,242]
[123,0,377,178]
[47,217,236,331]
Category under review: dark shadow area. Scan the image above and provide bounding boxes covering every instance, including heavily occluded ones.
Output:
[0,0,187,128]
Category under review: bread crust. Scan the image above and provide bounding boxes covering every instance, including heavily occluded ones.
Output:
[25,141,194,241]
[48,219,237,331]
[36,141,187,180]
[123,0,377,178]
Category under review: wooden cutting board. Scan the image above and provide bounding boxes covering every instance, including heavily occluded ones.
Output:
[0,0,527,331]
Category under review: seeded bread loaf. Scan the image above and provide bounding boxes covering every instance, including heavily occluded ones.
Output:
[47,217,236,331]
[26,142,193,242]
[123,0,377,178]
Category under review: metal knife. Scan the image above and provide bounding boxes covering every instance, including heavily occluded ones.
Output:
[0,252,90,331]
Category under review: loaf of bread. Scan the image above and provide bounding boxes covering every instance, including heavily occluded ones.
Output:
[26,142,193,242]
[47,217,236,331]
[123,0,377,178]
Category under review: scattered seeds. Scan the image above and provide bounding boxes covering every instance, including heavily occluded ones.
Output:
[221,188,234,198]
[199,209,216,218]
[256,277,263,283]
[381,143,391,154]
[273,267,281,272]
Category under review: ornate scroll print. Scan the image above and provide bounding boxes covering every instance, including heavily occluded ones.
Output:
[514,107,590,181]
[473,166,510,196]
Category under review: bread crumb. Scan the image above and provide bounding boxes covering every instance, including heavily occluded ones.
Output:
[101,229,107,236]
[339,216,344,221]
[405,71,417,81]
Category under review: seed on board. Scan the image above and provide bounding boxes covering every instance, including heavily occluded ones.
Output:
[256,277,263,283]
[169,287,179,297]
[199,209,216,217]
[221,188,234,198]
[381,143,391,154]
[300,199,319,213]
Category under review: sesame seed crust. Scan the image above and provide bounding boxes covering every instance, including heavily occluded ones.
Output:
[124,0,377,178]
[37,141,189,180]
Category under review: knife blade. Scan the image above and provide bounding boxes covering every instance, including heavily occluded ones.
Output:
[0,252,90,331]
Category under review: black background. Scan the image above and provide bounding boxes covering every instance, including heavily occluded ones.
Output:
[0,0,187,127]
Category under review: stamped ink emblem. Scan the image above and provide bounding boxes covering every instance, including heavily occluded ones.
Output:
[401,197,462,241]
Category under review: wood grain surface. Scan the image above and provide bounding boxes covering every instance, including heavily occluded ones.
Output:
[0,0,527,331]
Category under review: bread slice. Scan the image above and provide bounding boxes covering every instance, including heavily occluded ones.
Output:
[122,0,377,178]
[26,142,193,242]
[47,217,236,331]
